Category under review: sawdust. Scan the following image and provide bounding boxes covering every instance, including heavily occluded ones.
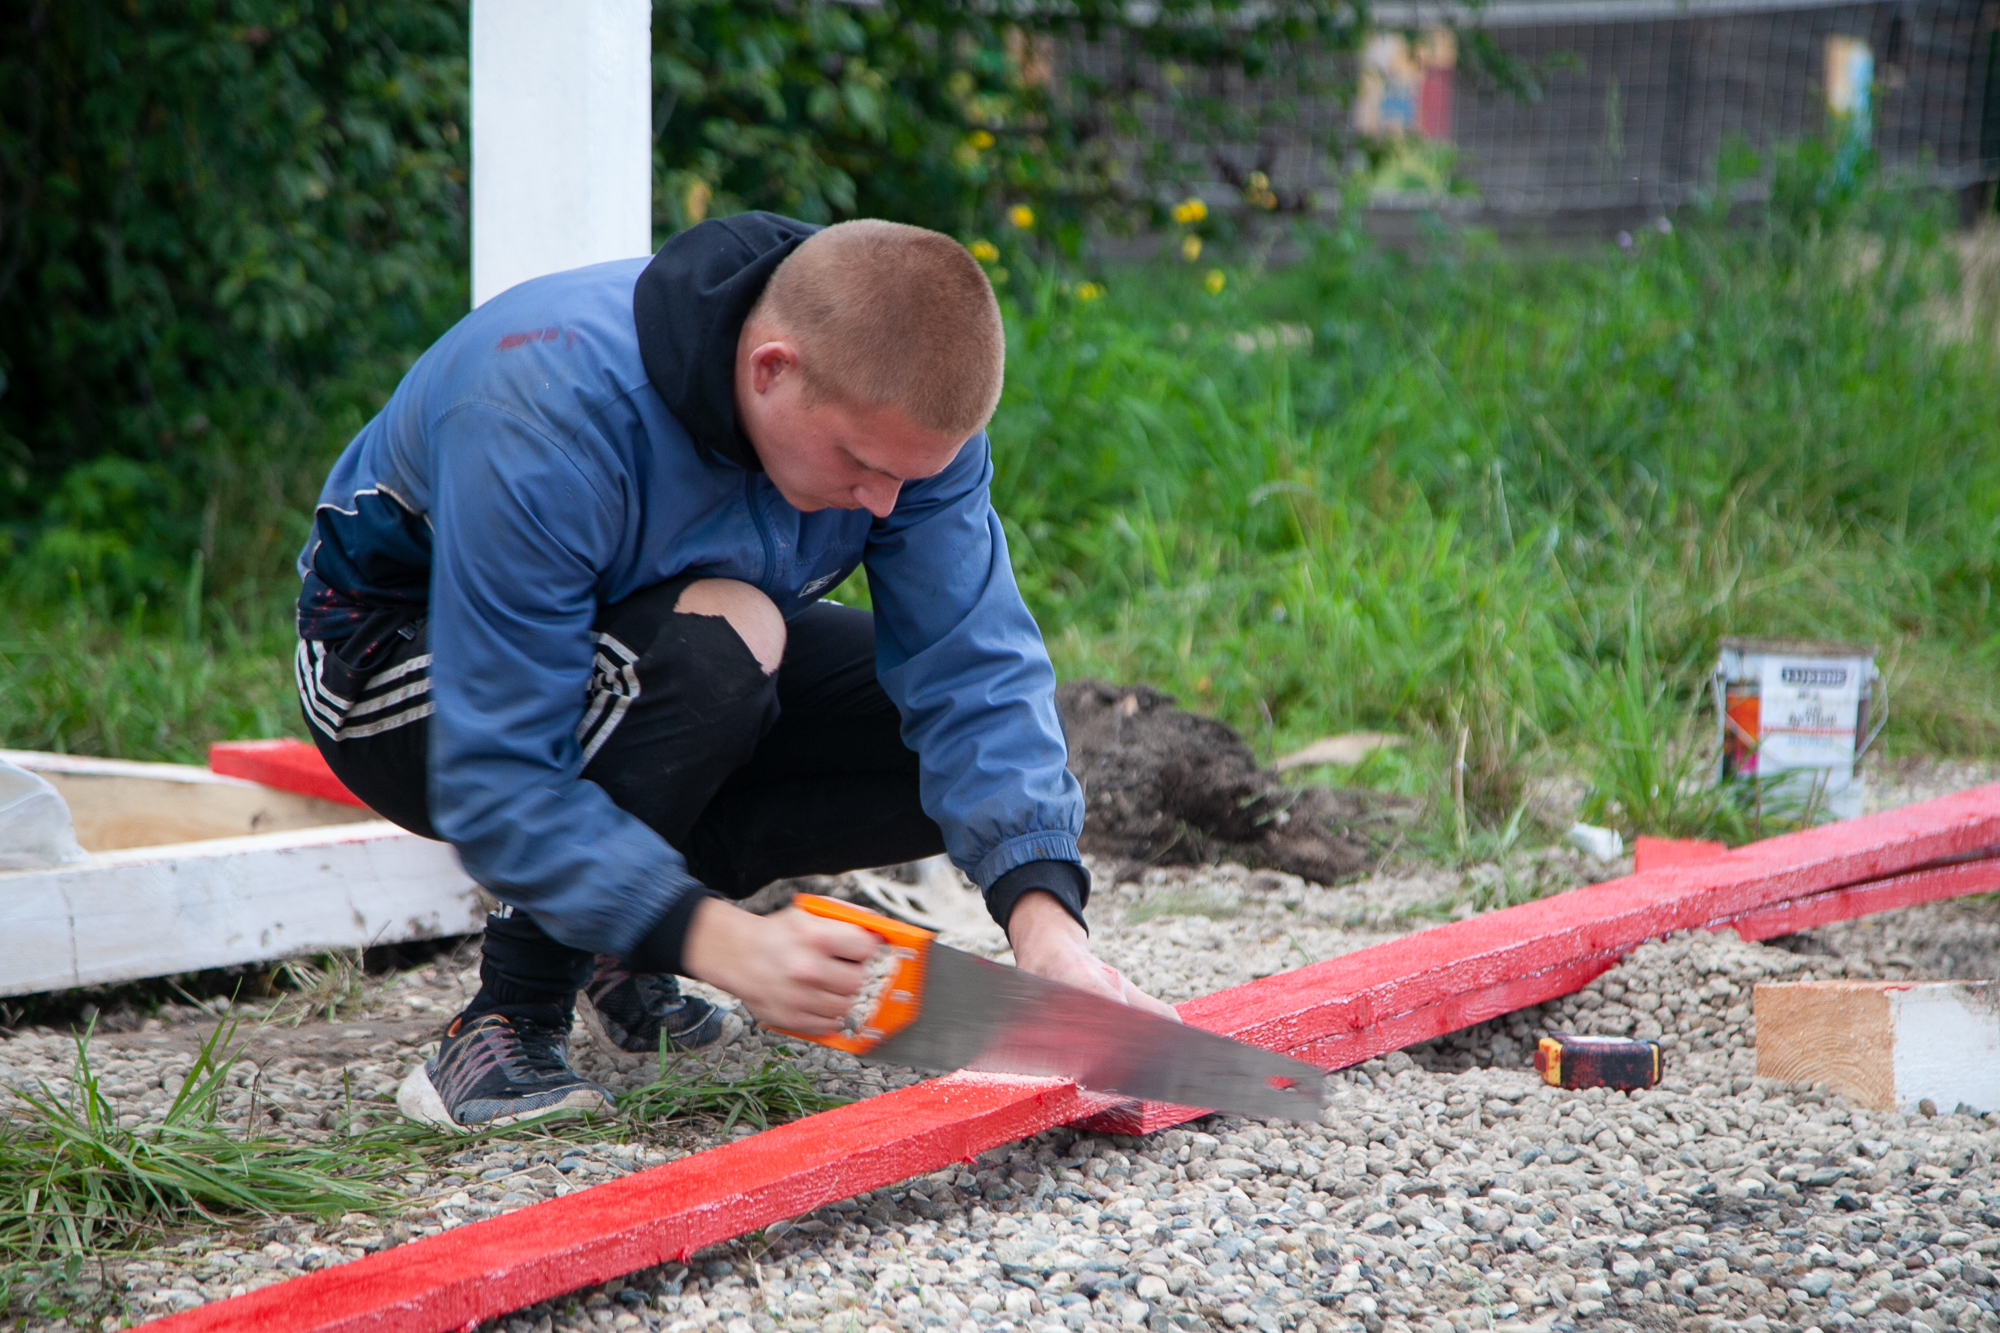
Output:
[1057,680,1415,887]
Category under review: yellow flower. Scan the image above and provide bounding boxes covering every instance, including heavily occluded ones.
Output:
[1008,204,1035,229]
[683,178,712,225]
[1247,170,1270,190]
[970,130,995,150]
[1204,269,1226,295]
[1076,282,1104,302]
[1171,197,1208,225]
[1180,234,1203,263]
[968,239,1000,263]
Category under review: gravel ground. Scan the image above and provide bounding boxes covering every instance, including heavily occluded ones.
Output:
[466,918,2000,1333]
[5,760,1998,1330]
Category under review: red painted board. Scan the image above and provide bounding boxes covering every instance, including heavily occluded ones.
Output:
[143,1073,1089,1333]
[1072,787,2000,1135]
[1164,784,2000,1060]
[1073,952,1626,1135]
[1721,857,2000,942]
[208,738,368,808]
[1078,857,2000,1135]
[1633,835,1728,873]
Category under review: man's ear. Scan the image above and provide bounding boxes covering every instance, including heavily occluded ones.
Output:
[746,339,800,396]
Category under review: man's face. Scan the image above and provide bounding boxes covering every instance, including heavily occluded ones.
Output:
[734,322,967,518]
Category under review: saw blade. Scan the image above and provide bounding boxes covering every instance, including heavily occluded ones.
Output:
[862,943,1324,1122]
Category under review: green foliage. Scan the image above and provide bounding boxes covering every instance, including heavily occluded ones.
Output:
[0,593,303,761]
[1579,605,1751,842]
[4,124,1996,860]
[651,0,1364,242]
[2,0,1364,612]
[0,1,471,605]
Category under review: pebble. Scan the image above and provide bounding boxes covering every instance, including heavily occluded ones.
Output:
[3,767,1998,1332]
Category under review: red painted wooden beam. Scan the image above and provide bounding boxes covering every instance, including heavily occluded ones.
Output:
[208,739,368,808]
[141,783,2000,1331]
[1633,835,1727,873]
[1723,856,2000,942]
[1077,788,2000,1135]
[145,1073,1104,1333]
[1164,785,2000,1062]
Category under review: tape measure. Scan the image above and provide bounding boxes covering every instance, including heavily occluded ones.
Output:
[1533,1034,1663,1090]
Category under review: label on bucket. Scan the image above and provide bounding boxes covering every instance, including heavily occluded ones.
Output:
[1756,655,1864,770]
[1714,640,1878,823]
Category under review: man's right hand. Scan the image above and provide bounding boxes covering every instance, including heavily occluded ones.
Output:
[680,898,880,1033]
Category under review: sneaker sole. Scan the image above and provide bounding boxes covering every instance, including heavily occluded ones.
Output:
[576,992,744,1071]
[395,1063,614,1133]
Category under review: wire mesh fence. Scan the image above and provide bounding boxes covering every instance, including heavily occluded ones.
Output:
[1063,0,2000,226]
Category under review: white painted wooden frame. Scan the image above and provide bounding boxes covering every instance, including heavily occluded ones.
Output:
[0,753,485,998]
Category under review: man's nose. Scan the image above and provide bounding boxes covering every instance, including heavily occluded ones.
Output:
[856,479,902,519]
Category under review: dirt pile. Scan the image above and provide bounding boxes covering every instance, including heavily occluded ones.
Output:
[1057,679,1412,886]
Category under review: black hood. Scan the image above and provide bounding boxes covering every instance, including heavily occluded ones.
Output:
[632,211,821,472]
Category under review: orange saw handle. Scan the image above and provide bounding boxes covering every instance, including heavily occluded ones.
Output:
[783,893,934,1054]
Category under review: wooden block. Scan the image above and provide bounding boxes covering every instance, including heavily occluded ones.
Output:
[1755,980,2000,1113]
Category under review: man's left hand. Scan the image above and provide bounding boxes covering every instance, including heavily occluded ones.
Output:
[1005,890,1180,1021]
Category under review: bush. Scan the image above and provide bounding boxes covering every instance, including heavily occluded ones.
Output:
[1,0,1361,610]
[0,2,471,602]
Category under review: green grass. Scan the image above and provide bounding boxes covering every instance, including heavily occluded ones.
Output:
[0,1011,844,1316]
[0,597,305,764]
[619,1048,847,1133]
[5,174,1997,845]
[0,1018,415,1307]
[975,202,2000,838]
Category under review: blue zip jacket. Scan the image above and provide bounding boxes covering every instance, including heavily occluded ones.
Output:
[297,215,1084,962]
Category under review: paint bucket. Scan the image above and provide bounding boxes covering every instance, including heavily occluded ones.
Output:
[1714,637,1884,822]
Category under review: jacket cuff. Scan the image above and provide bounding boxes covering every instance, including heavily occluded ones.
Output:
[986,860,1091,935]
[970,831,1083,891]
[626,889,718,977]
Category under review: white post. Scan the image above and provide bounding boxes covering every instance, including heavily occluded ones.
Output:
[471,0,653,308]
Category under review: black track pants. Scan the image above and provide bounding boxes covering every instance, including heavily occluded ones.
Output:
[302,578,945,1005]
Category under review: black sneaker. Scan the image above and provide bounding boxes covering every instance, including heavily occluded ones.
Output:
[396,1010,614,1131]
[577,955,735,1068]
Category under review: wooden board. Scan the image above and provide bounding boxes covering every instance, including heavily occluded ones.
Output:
[1756,980,2000,1113]
[1135,785,2000,1079]
[208,739,367,808]
[0,822,485,997]
[3,751,372,852]
[1632,835,1727,873]
[144,1073,1100,1333]
[1725,857,2000,942]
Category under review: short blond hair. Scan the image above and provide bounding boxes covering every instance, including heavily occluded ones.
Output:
[750,220,1005,437]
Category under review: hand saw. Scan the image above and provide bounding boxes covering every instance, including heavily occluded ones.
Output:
[782,894,1324,1122]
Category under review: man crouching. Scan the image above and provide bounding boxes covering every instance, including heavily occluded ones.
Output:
[294,213,1171,1129]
